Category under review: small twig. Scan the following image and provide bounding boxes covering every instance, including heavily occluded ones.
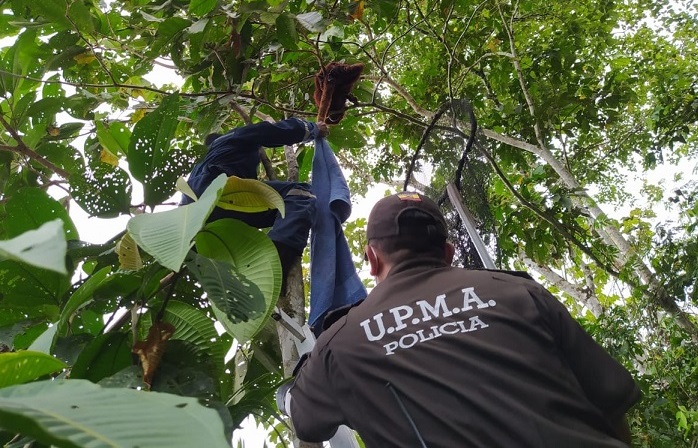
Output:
[41,179,72,196]
[155,271,182,322]
[0,117,71,178]
[65,13,119,86]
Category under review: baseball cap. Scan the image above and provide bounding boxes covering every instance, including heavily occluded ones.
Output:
[366,192,448,241]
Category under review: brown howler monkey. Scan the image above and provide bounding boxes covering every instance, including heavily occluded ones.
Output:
[314,62,364,124]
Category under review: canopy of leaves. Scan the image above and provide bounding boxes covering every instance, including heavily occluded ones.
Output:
[0,0,696,446]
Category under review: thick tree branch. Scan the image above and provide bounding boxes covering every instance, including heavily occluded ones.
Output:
[475,140,621,277]
[520,251,603,317]
[364,75,435,119]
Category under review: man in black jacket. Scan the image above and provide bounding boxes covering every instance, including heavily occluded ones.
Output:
[282,192,640,447]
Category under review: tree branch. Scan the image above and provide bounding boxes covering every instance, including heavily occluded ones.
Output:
[0,117,71,179]
[364,75,435,119]
[495,0,547,150]
[474,139,620,277]
[520,251,603,317]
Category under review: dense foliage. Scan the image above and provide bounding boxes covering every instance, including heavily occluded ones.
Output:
[0,0,696,446]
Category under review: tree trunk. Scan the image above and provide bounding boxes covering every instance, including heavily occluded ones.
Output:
[275,143,325,448]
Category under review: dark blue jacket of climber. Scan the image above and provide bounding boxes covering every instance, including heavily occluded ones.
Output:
[181,118,328,274]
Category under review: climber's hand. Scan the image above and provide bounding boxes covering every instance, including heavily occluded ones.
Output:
[317,121,329,138]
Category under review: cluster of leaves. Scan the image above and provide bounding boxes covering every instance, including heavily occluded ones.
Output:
[0,165,291,446]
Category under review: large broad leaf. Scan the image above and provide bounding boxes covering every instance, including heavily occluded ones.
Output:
[57,267,112,336]
[27,324,58,355]
[189,0,217,16]
[70,164,132,218]
[195,219,281,343]
[295,11,325,32]
[0,379,231,448]
[0,351,66,388]
[95,120,131,157]
[0,220,68,274]
[3,188,78,240]
[127,92,184,207]
[0,261,65,322]
[218,176,286,217]
[185,253,265,324]
[326,116,367,149]
[276,13,298,50]
[127,173,227,272]
[16,0,96,32]
[159,300,229,369]
[69,333,131,383]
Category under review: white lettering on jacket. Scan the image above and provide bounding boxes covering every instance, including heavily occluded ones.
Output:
[360,286,496,355]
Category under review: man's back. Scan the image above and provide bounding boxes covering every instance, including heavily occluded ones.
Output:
[291,259,639,447]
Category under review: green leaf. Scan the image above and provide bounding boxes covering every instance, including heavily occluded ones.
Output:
[148,17,190,57]
[0,351,66,388]
[27,324,58,355]
[95,121,131,157]
[13,0,65,28]
[0,220,68,274]
[295,11,325,32]
[158,301,232,376]
[0,260,66,320]
[0,379,231,448]
[189,0,217,16]
[70,333,131,382]
[127,173,227,272]
[67,0,96,32]
[127,92,182,207]
[195,219,281,343]
[51,122,85,141]
[4,188,78,240]
[326,118,366,149]
[218,176,286,217]
[70,164,132,218]
[276,13,298,50]
[185,253,265,324]
[57,267,112,336]
[161,301,219,353]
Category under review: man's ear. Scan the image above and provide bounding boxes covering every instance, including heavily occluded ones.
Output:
[445,242,456,265]
[365,244,380,277]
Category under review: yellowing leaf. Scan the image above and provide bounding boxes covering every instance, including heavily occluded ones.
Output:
[100,148,119,167]
[74,52,96,65]
[130,108,146,124]
[486,38,501,52]
[115,233,143,271]
[218,176,285,217]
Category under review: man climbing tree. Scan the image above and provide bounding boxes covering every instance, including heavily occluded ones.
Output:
[181,118,328,281]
